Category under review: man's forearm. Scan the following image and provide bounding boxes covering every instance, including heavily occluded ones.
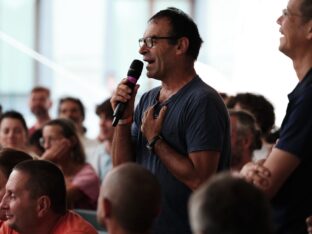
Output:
[112,125,135,166]
[154,139,219,190]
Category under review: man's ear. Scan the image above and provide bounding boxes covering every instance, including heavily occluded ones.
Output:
[37,195,51,218]
[306,19,312,40]
[103,198,112,218]
[176,37,189,55]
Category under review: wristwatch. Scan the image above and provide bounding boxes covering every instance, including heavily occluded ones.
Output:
[146,135,163,152]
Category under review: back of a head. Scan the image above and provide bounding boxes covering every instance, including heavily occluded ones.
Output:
[189,173,273,234]
[13,160,67,215]
[102,163,161,233]
[0,148,33,179]
[149,7,203,60]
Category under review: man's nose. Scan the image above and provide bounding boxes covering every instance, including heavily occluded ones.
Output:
[0,194,9,210]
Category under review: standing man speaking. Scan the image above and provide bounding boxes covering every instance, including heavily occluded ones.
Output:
[111,7,231,234]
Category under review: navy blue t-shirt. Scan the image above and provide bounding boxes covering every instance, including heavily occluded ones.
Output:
[131,76,231,234]
[273,68,312,234]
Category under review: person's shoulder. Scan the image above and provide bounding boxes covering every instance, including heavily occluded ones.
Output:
[76,163,99,178]
[52,210,98,234]
[184,76,224,103]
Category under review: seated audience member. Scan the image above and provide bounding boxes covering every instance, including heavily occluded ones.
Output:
[0,148,32,227]
[28,86,52,137]
[89,98,114,181]
[0,160,98,234]
[28,128,44,156]
[58,97,99,163]
[188,172,273,234]
[229,110,262,170]
[41,118,100,210]
[227,92,277,161]
[0,111,29,152]
[97,163,161,234]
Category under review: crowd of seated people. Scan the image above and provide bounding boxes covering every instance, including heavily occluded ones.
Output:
[1,1,312,233]
[0,77,309,233]
[0,78,309,234]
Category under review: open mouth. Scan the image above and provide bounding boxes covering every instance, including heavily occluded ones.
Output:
[144,58,155,67]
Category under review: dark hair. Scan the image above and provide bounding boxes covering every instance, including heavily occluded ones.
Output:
[189,173,273,234]
[43,119,86,164]
[0,148,32,179]
[149,7,203,60]
[229,110,262,151]
[227,93,275,138]
[300,0,312,21]
[14,160,67,214]
[28,128,45,155]
[0,110,28,136]
[95,98,113,120]
[58,97,85,120]
[31,86,50,97]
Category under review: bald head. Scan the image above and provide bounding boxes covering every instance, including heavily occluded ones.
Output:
[189,172,273,234]
[97,163,161,233]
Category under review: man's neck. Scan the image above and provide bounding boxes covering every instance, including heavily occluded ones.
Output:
[18,213,62,234]
[159,68,196,102]
[292,51,312,81]
[35,114,51,128]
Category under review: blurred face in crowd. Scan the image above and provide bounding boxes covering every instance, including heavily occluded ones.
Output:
[0,118,27,150]
[0,169,7,221]
[0,170,38,232]
[99,113,114,142]
[41,125,65,151]
[58,101,84,129]
[29,90,51,117]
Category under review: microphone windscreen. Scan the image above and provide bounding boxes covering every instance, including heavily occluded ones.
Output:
[127,59,143,78]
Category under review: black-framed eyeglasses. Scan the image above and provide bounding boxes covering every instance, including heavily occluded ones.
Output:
[138,36,178,48]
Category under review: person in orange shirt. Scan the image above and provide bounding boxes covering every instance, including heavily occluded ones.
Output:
[0,149,33,228]
[0,160,97,234]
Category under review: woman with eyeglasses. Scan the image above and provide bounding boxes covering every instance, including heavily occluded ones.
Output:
[41,118,100,210]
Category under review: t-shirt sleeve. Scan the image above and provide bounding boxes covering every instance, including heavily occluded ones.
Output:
[185,96,227,153]
[276,92,312,159]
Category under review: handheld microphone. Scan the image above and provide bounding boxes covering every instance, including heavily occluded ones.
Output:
[112,59,144,127]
